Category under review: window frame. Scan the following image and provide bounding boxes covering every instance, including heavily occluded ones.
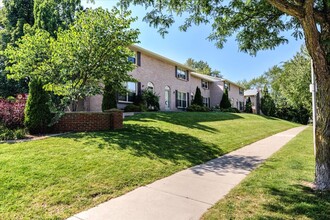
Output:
[201,80,209,89]
[176,67,188,81]
[118,82,137,103]
[203,97,209,107]
[177,91,187,108]
[239,87,244,95]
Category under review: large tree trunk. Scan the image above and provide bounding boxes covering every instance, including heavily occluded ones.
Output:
[314,69,330,190]
[301,10,330,190]
[314,23,330,190]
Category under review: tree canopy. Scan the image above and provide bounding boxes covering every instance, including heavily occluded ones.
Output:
[185,58,222,77]
[4,8,140,103]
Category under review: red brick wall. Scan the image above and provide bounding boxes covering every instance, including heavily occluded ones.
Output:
[52,111,123,133]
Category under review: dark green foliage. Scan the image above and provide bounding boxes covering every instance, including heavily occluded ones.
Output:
[221,107,240,113]
[1,0,35,46]
[245,97,253,113]
[220,89,231,109]
[276,106,310,125]
[192,86,203,106]
[187,104,210,112]
[261,88,276,116]
[33,0,82,36]
[0,123,26,141]
[124,104,144,112]
[0,72,28,98]
[24,78,52,134]
[102,83,117,111]
[142,90,160,111]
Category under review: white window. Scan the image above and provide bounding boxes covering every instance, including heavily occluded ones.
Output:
[118,82,136,102]
[177,91,187,108]
[201,80,209,89]
[176,67,188,80]
[203,97,209,107]
[147,82,154,92]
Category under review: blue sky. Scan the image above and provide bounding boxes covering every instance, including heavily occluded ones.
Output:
[84,0,304,82]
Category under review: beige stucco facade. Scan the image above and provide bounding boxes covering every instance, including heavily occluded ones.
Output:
[86,45,244,112]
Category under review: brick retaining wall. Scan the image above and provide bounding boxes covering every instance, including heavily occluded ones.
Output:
[52,111,123,133]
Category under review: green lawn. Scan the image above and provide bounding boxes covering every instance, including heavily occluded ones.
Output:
[0,112,297,219]
[202,126,330,220]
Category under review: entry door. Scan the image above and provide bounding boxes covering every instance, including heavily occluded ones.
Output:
[165,86,171,110]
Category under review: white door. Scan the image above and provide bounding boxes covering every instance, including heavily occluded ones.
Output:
[165,86,171,110]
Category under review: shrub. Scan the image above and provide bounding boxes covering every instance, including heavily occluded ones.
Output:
[142,90,160,111]
[0,124,26,141]
[187,104,210,112]
[276,105,309,125]
[245,97,253,113]
[24,78,53,134]
[0,97,26,129]
[261,88,276,116]
[192,87,203,106]
[102,83,117,111]
[221,107,240,113]
[124,104,144,112]
[220,88,231,109]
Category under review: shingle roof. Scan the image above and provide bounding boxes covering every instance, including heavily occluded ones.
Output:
[244,89,259,96]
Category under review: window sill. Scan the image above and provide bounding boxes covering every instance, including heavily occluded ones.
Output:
[176,77,188,82]
[118,101,134,104]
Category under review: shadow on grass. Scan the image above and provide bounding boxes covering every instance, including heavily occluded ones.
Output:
[189,155,264,176]
[61,124,224,165]
[263,184,330,219]
[126,112,243,133]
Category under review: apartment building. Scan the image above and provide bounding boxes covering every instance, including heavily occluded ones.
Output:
[85,45,244,111]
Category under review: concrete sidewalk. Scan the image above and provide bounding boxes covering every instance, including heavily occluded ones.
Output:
[68,126,307,220]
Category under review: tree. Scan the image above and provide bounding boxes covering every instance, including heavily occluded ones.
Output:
[192,86,203,106]
[24,77,52,134]
[237,75,270,90]
[102,82,117,111]
[185,58,222,77]
[220,88,231,109]
[245,97,253,113]
[272,47,312,114]
[260,87,276,116]
[5,8,140,111]
[0,0,34,46]
[119,0,330,189]
[33,0,82,36]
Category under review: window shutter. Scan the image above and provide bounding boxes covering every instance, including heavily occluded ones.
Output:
[137,82,142,96]
[208,97,210,107]
[137,52,141,66]
[175,90,178,108]
[186,70,189,81]
[187,92,190,108]
[175,66,178,78]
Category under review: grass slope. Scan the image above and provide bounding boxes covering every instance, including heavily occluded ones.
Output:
[0,112,297,219]
[203,126,330,220]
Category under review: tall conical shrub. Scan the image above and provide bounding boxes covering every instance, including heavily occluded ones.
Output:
[102,83,117,111]
[24,78,52,134]
[220,88,231,109]
[245,97,253,113]
[192,86,203,106]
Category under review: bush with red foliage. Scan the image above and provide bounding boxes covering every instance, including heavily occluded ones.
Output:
[0,94,27,129]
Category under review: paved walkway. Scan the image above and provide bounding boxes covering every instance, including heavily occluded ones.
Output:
[68,126,307,220]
